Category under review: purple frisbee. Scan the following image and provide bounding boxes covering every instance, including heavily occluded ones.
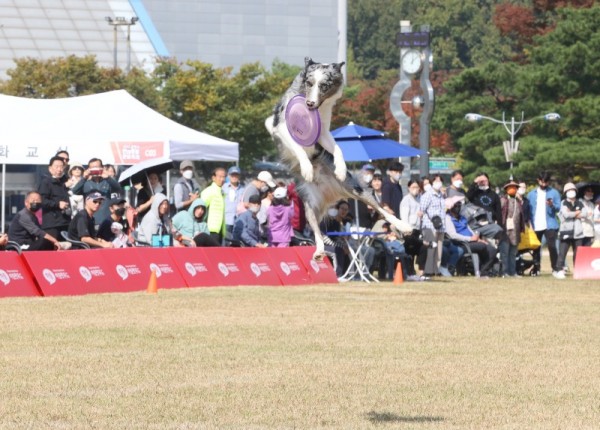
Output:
[285,95,321,147]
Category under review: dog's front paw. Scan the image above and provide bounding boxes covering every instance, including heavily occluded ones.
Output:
[334,163,347,182]
[300,160,314,182]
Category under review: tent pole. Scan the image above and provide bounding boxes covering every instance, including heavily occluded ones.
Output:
[1,164,5,233]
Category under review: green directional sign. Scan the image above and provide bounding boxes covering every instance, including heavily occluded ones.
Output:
[429,157,456,172]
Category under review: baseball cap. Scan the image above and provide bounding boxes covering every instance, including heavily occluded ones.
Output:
[362,163,375,171]
[257,171,276,188]
[108,197,126,206]
[68,162,83,173]
[179,160,194,171]
[86,191,105,201]
[248,194,261,204]
[228,166,241,175]
[273,187,287,199]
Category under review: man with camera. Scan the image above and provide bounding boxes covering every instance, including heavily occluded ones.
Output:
[37,156,71,240]
[71,158,123,227]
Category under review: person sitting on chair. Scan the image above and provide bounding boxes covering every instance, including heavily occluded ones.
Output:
[67,192,114,248]
[97,197,131,246]
[445,195,497,278]
[9,191,70,251]
[172,198,221,247]
[233,194,267,247]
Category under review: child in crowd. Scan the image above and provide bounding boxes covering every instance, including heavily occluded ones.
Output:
[267,187,294,247]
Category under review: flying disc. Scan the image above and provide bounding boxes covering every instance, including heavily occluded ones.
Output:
[285,95,321,147]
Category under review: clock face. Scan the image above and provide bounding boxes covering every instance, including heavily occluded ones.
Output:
[402,50,422,75]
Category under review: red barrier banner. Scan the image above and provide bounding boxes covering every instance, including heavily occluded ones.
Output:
[267,248,313,285]
[132,248,187,289]
[233,248,283,286]
[0,253,41,297]
[294,246,338,284]
[194,247,250,286]
[167,247,220,287]
[101,248,150,292]
[23,250,101,296]
[573,246,600,280]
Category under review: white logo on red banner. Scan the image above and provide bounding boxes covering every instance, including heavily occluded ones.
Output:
[250,263,261,277]
[280,262,291,276]
[591,259,600,271]
[149,263,162,277]
[0,270,10,285]
[79,266,92,282]
[43,269,56,285]
[116,265,129,280]
[310,260,320,273]
[185,262,197,276]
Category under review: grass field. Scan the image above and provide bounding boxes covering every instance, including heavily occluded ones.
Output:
[1,274,599,429]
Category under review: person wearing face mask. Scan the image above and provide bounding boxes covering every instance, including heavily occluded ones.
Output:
[172,198,220,247]
[97,198,131,243]
[349,164,376,228]
[445,195,497,278]
[36,156,72,241]
[466,172,502,224]
[526,171,561,276]
[579,186,596,247]
[173,160,201,212]
[516,182,531,226]
[8,191,70,251]
[420,174,446,276]
[400,180,427,279]
[381,162,405,217]
[499,180,525,277]
[447,170,467,198]
[239,171,276,214]
[233,194,267,247]
[320,201,352,277]
[554,183,585,279]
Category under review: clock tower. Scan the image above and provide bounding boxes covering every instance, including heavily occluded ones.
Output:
[390,21,434,176]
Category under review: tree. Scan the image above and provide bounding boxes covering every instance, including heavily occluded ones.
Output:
[433,6,600,183]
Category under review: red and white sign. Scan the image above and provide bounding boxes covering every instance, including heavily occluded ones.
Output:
[294,246,338,284]
[268,248,313,285]
[193,247,250,286]
[167,247,220,287]
[0,253,41,297]
[573,246,600,280]
[101,248,150,292]
[111,141,165,164]
[23,249,118,296]
[234,248,282,286]
[133,248,187,290]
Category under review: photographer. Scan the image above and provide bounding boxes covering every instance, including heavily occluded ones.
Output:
[71,158,123,227]
[37,156,71,240]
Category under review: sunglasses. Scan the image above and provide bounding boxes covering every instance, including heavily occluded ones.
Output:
[91,200,103,204]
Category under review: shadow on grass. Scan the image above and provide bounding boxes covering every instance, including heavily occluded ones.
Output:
[366,411,444,424]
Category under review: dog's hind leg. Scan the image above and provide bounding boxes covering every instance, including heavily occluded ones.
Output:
[303,202,326,260]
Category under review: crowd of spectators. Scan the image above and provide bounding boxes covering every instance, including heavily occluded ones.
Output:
[4,152,600,283]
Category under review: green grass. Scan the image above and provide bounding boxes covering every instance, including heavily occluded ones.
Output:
[1,275,599,429]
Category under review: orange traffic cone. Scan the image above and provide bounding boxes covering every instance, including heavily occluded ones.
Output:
[147,269,158,294]
[393,261,404,285]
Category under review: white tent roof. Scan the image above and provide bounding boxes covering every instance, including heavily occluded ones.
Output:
[0,90,239,165]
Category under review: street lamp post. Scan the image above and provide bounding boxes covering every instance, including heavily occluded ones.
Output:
[465,111,561,179]
[105,16,139,71]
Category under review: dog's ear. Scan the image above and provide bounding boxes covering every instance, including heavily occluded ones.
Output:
[304,57,316,68]
[333,61,346,72]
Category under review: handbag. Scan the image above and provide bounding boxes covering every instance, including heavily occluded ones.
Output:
[430,215,443,230]
[518,226,541,251]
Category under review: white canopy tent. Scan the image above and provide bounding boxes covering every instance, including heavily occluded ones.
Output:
[0,89,239,165]
[0,90,239,230]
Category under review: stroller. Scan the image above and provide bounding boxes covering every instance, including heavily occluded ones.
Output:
[516,228,541,276]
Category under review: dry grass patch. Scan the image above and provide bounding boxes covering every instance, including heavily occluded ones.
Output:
[0,275,599,429]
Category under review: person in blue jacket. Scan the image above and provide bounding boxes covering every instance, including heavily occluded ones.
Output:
[527,171,562,276]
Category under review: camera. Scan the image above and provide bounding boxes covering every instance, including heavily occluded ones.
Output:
[89,168,103,176]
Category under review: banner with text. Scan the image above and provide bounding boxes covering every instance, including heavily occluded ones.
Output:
[0,252,41,297]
